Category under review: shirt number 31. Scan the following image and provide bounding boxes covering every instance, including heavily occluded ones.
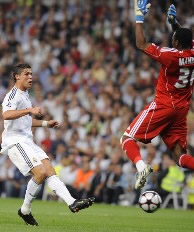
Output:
[174,68,194,88]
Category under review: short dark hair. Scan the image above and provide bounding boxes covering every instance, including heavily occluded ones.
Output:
[174,28,193,49]
[12,63,31,81]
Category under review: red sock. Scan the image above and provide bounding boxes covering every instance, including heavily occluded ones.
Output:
[122,138,142,164]
[179,154,194,170]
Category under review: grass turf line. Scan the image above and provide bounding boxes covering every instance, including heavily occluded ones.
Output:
[0,198,193,232]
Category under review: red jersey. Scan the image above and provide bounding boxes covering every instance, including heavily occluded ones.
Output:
[144,43,194,109]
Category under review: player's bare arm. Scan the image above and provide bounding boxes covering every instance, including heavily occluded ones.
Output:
[134,0,151,51]
[167,4,181,32]
[2,107,42,120]
[135,24,151,51]
[171,21,181,32]
[32,118,59,128]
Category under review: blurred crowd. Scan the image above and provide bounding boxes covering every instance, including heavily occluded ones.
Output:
[0,0,194,208]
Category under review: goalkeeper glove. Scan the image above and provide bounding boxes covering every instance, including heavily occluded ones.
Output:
[167,4,177,24]
[134,0,151,23]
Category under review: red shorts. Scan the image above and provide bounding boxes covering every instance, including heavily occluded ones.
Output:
[124,101,189,151]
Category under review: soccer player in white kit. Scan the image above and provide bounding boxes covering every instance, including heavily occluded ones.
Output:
[1,64,94,226]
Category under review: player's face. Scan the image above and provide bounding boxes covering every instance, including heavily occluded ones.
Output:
[16,68,33,90]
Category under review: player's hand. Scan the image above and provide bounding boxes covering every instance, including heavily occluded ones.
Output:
[134,0,151,23]
[30,107,43,117]
[167,4,177,25]
[47,120,59,129]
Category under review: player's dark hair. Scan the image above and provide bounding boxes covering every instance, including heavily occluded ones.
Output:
[12,63,31,81]
[175,28,193,49]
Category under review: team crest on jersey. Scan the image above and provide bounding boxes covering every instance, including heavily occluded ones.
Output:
[33,157,37,163]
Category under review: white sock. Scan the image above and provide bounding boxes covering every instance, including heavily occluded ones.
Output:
[46,175,75,205]
[136,160,146,172]
[21,178,42,215]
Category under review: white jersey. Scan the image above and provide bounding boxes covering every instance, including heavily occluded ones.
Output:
[1,86,33,154]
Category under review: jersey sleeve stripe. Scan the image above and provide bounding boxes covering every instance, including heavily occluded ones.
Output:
[16,143,33,169]
[8,87,17,101]
[160,47,178,52]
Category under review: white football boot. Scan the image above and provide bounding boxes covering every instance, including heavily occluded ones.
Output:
[135,165,153,190]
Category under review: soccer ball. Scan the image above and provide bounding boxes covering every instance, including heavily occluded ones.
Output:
[139,191,162,213]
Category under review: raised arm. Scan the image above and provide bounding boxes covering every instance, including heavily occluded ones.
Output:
[134,0,151,51]
[134,0,173,67]
[167,4,181,32]
[135,24,150,51]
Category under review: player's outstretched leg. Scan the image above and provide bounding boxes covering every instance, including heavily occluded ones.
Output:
[46,175,95,212]
[121,136,153,189]
[18,209,39,226]
[135,165,153,189]
[69,197,95,213]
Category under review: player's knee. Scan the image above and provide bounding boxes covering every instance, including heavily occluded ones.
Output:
[34,168,47,183]
[120,134,134,150]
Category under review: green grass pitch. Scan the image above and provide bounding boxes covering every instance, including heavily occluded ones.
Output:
[0,198,193,232]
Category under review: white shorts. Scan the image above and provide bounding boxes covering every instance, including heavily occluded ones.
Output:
[7,140,49,176]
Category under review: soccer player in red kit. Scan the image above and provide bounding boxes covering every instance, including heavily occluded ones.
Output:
[120,0,194,189]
